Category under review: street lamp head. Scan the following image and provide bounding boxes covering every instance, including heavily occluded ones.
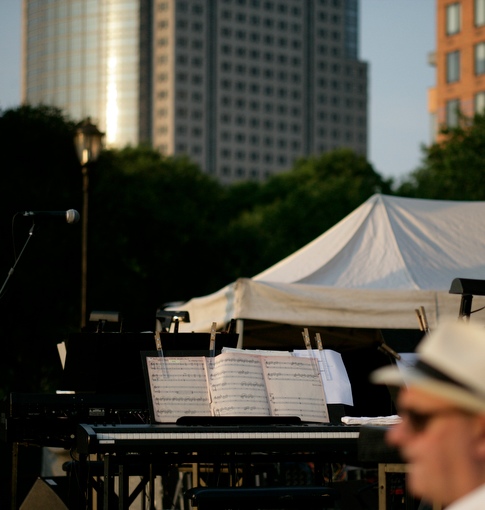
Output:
[74,117,104,166]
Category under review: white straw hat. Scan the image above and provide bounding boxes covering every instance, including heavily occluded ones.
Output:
[371,318,485,413]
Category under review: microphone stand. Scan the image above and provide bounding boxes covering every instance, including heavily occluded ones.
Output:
[0,223,36,298]
[0,221,36,510]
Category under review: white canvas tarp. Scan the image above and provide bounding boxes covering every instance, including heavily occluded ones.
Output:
[171,194,485,333]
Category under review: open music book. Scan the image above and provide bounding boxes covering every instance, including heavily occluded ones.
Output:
[144,350,330,423]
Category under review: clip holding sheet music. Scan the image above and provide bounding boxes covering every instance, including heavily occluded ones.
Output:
[378,331,401,361]
[415,306,430,333]
[315,332,323,351]
[301,327,319,377]
[301,327,312,351]
[209,322,217,357]
[378,343,401,361]
[154,331,168,376]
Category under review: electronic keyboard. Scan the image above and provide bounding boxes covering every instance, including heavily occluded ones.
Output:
[76,422,360,458]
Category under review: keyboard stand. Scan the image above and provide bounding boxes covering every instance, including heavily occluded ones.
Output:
[186,486,341,509]
[378,463,442,510]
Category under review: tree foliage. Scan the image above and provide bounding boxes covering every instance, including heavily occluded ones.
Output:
[397,113,485,199]
[0,105,390,397]
[87,147,228,326]
[223,149,393,274]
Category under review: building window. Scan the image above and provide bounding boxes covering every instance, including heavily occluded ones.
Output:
[446,3,461,35]
[476,0,485,26]
[446,50,460,82]
[446,99,460,127]
[476,43,485,74]
[475,91,485,114]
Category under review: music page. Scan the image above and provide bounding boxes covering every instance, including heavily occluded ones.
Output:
[146,356,211,422]
[206,351,271,416]
[262,356,330,423]
[293,349,353,406]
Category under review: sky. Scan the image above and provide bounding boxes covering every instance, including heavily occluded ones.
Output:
[0,0,435,182]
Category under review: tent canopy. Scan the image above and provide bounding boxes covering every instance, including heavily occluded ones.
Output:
[171,194,485,336]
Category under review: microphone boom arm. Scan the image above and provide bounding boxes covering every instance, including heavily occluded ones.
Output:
[0,224,36,299]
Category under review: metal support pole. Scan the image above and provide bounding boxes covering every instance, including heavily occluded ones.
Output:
[81,165,89,329]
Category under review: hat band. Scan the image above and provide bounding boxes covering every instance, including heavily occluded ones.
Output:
[415,360,483,398]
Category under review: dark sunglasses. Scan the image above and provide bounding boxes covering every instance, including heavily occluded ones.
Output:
[399,408,470,433]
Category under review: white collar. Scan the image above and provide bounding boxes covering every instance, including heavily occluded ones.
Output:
[446,484,485,510]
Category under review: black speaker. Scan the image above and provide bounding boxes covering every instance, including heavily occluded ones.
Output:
[20,478,68,510]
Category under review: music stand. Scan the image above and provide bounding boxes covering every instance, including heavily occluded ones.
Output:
[59,333,156,394]
[449,278,485,320]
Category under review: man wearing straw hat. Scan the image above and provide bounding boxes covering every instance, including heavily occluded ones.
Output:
[372,319,485,509]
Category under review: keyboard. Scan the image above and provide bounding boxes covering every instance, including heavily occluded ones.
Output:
[76,422,360,459]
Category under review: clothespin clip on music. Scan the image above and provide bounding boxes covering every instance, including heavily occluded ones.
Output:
[154,330,169,376]
[302,327,319,376]
[301,327,312,351]
[377,331,401,361]
[315,332,323,351]
[415,306,430,334]
[209,322,217,357]
[378,342,401,361]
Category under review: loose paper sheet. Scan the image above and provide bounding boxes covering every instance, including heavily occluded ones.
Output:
[396,352,418,370]
[293,349,353,406]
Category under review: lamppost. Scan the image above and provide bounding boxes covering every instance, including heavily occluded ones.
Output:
[74,118,104,329]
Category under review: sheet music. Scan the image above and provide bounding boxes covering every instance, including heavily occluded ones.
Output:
[396,352,418,372]
[262,356,329,423]
[293,349,353,406]
[222,347,292,357]
[146,351,332,423]
[206,352,271,416]
[146,357,211,422]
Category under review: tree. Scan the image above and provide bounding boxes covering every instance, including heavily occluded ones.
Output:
[222,149,393,277]
[0,106,394,396]
[86,147,229,328]
[1,107,398,509]
[0,105,81,394]
[397,113,485,200]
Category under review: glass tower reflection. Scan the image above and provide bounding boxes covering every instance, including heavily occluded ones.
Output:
[24,0,140,148]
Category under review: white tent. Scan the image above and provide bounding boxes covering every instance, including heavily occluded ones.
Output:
[171,194,485,341]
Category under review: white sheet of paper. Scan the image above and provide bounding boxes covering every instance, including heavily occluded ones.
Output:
[396,353,418,379]
[146,356,211,422]
[261,355,329,423]
[293,349,354,406]
[206,352,271,416]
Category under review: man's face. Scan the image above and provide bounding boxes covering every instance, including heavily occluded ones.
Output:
[386,386,482,506]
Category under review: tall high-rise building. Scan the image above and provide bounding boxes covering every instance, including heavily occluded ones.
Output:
[23,0,367,184]
[429,0,485,139]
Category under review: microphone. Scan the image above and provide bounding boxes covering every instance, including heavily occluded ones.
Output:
[22,209,80,224]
